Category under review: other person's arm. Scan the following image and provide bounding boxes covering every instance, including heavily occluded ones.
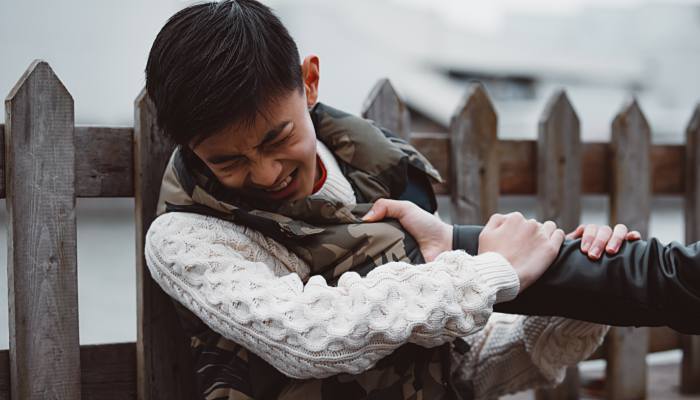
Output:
[453,224,700,334]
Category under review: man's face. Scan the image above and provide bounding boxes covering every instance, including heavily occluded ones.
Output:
[190,89,318,202]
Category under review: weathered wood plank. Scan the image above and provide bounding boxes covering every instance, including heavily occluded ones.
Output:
[81,343,136,400]
[536,89,581,231]
[75,127,133,197]
[682,103,700,394]
[5,60,81,400]
[0,125,687,198]
[0,343,135,400]
[606,99,651,400]
[361,78,411,140]
[449,83,499,224]
[535,90,582,400]
[409,134,685,195]
[0,125,131,198]
[134,89,194,400]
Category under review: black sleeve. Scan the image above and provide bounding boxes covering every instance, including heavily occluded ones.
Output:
[452,224,700,334]
[397,164,438,213]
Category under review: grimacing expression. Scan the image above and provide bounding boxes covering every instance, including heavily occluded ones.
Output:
[190,90,318,201]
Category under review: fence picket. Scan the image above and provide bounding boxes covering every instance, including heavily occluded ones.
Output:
[361,78,411,140]
[449,83,498,224]
[536,90,582,231]
[134,89,194,400]
[535,90,582,399]
[5,60,81,399]
[682,103,700,394]
[607,99,651,400]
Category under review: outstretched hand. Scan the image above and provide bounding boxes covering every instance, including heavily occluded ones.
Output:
[566,224,642,260]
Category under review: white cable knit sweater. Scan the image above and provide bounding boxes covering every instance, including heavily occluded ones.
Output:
[145,140,608,398]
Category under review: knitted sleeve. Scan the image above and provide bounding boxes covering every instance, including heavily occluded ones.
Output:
[451,313,609,399]
[144,211,520,380]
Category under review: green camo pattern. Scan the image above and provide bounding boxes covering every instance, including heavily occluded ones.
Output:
[156,103,469,400]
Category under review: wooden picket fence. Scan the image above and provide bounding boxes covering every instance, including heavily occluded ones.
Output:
[0,59,698,399]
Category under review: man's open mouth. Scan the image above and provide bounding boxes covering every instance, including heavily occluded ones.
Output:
[264,168,300,199]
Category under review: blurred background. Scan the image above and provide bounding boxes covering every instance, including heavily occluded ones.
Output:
[1,0,699,397]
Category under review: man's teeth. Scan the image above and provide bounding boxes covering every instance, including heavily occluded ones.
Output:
[266,174,293,192]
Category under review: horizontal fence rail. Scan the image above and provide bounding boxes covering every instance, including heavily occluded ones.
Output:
[0,125,688,198]
[2,60,699,400]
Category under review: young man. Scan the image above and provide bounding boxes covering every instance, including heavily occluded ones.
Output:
[144,1,617,398]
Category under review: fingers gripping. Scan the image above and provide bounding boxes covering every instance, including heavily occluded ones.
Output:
[363,198,406,221]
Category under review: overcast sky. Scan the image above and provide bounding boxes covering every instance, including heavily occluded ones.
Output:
[389,0,700,32]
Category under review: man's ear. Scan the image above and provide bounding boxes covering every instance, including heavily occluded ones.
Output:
[301,55,320,108]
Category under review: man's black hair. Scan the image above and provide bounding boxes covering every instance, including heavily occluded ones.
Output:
[145,0,303,146]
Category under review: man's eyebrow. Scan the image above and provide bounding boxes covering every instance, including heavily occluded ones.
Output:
[206,121,291,165]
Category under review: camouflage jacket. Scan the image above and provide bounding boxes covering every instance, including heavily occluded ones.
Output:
[157,103,469,400]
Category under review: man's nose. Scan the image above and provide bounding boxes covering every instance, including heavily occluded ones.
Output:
[249,157,283,188]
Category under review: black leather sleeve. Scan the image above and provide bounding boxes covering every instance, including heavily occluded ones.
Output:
[452,224,700,334]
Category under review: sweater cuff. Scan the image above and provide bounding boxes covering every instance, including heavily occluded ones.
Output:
[471,252,520,303]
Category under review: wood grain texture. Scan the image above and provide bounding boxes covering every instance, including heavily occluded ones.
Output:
[5,60,81,400]
[0,343,135,400]
[0,125,131,198]
[408,134,684,195]
[449,83,499,224]
[134,89,194,400]
[535,90,583,400]
[606,99,651,400]
[0,125,687,198]
[81,343,136,400]
[75,127,133,197]
[536,89,581,231]
[682,103,700,394]
[361,78,411,140]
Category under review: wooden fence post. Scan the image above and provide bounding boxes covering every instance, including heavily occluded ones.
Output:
[682,103,700,394]
[361,78,411,140]
[536,90,581,231]
[607,99,651,400]
[449,83,498,224]
[535,90,582,400]
[5,60,81,399]
[134,89,194,400]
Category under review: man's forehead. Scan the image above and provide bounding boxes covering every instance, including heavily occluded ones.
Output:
[195,119,292,165]
[193,90,304,152]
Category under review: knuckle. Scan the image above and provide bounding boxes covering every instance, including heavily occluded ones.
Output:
[508,211,524,221]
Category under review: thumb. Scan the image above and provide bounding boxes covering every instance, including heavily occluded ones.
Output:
[362,198,403,222]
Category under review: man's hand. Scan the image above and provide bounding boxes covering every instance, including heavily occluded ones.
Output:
[362,199,452,262]
[478,212,565,292]
[567,224,642,260]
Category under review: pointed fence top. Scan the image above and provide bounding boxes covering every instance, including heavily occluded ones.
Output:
[135,87,156,112]
[688,103,700,135]
[539,89,579,126]
[612,97,650,136]
[450,82,496,128]
[361,78,411,139]
[6,60,71,104]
